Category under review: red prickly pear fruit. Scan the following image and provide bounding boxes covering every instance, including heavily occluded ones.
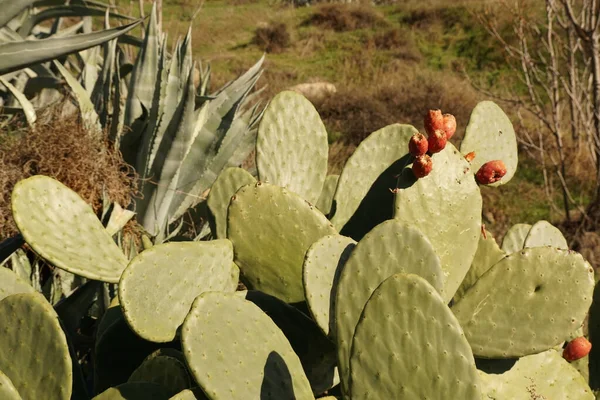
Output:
[427,129,447,154]
[424,109,444,136]
[409,133,428,157]
[465,151,476,162]
[443,113,457,139]
[563,337,592,362]
[412,155,433,178]
[475,160,507,184]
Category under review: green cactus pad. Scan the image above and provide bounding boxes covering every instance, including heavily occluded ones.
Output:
[128,354,191,396]
[119,240,235,342]
[523,220,568,249]
[453,229,505,303]
[501,223,532,254]
[238,290,339,395]
[349,273,481,399]
[93,382,171,400]
[207,167,256,239]
[330,124,417,231]
[315,175,339,216]
[227,182,336,303]
[335,220,444,393]
[11,175,128,283]
[478,350,594,399]
[452,247,595,358]
[303,234,356,337]
[169,388,209,400]
[0,292,72,400]
[460,100,518,186]
[0,369,21,400]
[256,91,328,204]
[181,292,314,400]
[0,267,34,302]
[394,143,482,302]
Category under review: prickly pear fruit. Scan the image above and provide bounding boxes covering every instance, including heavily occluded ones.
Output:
[424,110,444,136]
[412,155,433,178]
[408,133,428,157]
[563,337,592,362]
[475,160,507,184]
[465,151,476,162]
[427,130,447,154]
[443,114,457,139]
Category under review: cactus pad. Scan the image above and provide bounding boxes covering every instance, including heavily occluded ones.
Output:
[0,292,72,400]
[93,382,171,399]
[460,100,518,186]
[501,223,532,254]
[349,273,481,399]
[303,234,356,337]
[207,167,256,239]
[315,175,339,216]
[452,247,595,358]
[169,388,209,400]
[227,182,336,303]
[478,350,594,399]
[128,354,191,396]
[335,220,444,393]
[0,267,34,302]
[11,175,128,283]
[181,292,314,400]
[453,229,505,303]
[0,369,20,400]
[523,220,568,249]
[119,240,235,342]
[256,91,328,204]
[239,290,339,395]
[394,143,482,301]
[330,124,417,231]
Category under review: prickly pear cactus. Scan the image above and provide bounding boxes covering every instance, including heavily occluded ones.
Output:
[127,353,191,396]
[256,90,328,204]
[118,240,236,342]
[0,292,72,400]
[0,369,20,400]
[460,100,518,186]
[523,220,568,250]
[93,382,171,400]
[181,292,314,400]
[349,273,481,399]
[315,175,339,216]
[452,247,595,358]
[0,267,34,302]
[227,182,336,303]
[501,223,532,254]
[11,175,128,283]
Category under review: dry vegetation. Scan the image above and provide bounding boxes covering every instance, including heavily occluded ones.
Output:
[253,22,292,53]
[303,4,388,31]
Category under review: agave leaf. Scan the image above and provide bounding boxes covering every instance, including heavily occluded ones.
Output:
[0,76,36,126]
[0,19,142,75]
[0,0,37,29]
[91,11,117,128]
[33,0,112,8]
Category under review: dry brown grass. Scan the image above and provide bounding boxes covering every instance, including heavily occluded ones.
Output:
[253,22,292,53]
[0,109,136,239]
[304,4,387,32]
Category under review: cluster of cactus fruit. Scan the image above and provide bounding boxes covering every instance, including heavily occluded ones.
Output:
[409,109,508,185]
[1,89,600,400]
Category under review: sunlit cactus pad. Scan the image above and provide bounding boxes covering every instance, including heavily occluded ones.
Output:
[11,175,128,283]
[119,240,236,342]
[452,247,595,358]
[181,292,314,400]
[501,223,532,254]
[0,292,72,400]
[349,273,481,399]
[523,220,568,249]
[227,182,336,303]
[0,267,34,302]
[0,369,21,400]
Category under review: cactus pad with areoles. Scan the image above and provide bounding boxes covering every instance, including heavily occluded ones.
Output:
[0,292,72,400]
[11,175,128,283]
[207,167,256,239]
[227,182,336,303]
[303,234,356,337]
[452,247,595,358]
[523,220,568,250]
[181,292,314,400]
[0,267,34,302]
[394,143,482,302]
[349,273,481,399]
[119,240,236,342]
[256,90,328,204]
[334,219,444,393]
[315,175,339,216]
[0,369,20,400]
[501,223,532,254]
[128,353,191,396]
[460,100,518,186]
